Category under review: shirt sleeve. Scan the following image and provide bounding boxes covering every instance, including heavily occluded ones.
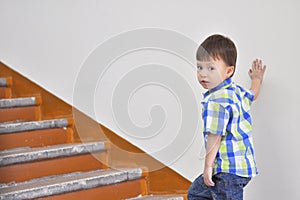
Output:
[245,89,255,105]
[202,101,230,136]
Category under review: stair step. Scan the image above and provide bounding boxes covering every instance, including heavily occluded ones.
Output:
[0,78,7,87]
[0,105,40,123]
[0,77,12,87]
[0,97,40,108]
[0,141,109,183]
[0,77,12,98]
[0,127,72,150]
[0,141,106,166]
[0,118,70,134]
[0,88,11,99]
[126,195,184,200]
[0,168,143,200]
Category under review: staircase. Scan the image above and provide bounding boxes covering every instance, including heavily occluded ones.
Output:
[0,66,188,199]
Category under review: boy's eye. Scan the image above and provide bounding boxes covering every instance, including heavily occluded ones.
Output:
[208,66,215,71]
[197,66,203,70]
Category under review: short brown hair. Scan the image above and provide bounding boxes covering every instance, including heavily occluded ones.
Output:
[196,34,237,77]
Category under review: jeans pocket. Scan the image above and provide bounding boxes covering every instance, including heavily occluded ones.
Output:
[198,174,209,189]
[188,174,212,199]
[232,177,251,199]
[211,173,251,200]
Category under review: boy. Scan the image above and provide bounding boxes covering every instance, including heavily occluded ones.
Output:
[188,34,266,200]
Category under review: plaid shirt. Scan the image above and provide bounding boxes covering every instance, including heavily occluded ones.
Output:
[202,78,258,177]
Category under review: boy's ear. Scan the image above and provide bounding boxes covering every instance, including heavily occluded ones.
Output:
[227,66,235,77]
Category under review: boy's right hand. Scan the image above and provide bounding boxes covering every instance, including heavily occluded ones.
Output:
[248,59,267,82]
[249,59,267,100]
[203,166,215,186]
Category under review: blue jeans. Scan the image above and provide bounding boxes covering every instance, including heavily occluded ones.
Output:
[188,173,251,200]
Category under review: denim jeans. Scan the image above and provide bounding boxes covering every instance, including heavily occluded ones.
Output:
[188,173,251,200]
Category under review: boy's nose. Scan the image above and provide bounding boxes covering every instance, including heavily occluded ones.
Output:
[198,71,207,77]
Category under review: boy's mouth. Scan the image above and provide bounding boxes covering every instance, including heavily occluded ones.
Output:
[201,80,209,85]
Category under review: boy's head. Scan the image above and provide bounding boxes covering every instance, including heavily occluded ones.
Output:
[196,34,237,89]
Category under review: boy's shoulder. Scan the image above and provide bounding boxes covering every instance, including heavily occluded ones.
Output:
[204,83,254,105]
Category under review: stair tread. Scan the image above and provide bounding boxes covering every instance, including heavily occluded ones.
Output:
[0,141,107,166]
[127,195,184,200]
[0,78,7,87]
[0,97,36,108]
[0,118,69,134]
[0,168,143,200]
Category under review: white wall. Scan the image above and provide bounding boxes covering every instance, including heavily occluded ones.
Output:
[1,0,300,199]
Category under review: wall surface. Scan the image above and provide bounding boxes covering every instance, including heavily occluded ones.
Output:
[1,0,300,199]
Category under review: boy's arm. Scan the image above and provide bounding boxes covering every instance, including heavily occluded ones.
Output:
[203,133,222,186]
[249,59,267,100]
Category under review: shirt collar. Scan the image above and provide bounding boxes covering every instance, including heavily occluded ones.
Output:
[203,78,233,98]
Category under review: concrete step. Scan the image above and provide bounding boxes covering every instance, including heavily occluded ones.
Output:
[0,88,11,99]
[0,118,73,150]
[0,77,12,98]
[126,195,184,200]
[0,105,41,123]
[0,97,41,108]
[0,141,109,183]
[0,141,106,166]
[0,127,72,150]
[0,96,42,123]
[0,77,12,87]
[0,78,7,87]
[0,118,70,134]
[0,168,144,200]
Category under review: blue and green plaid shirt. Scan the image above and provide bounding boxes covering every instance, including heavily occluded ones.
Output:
[202,78,258,177]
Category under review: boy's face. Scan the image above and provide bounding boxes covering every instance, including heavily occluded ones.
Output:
[197,58,234,90]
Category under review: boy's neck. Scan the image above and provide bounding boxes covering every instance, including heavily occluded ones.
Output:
[203,78,232,98]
